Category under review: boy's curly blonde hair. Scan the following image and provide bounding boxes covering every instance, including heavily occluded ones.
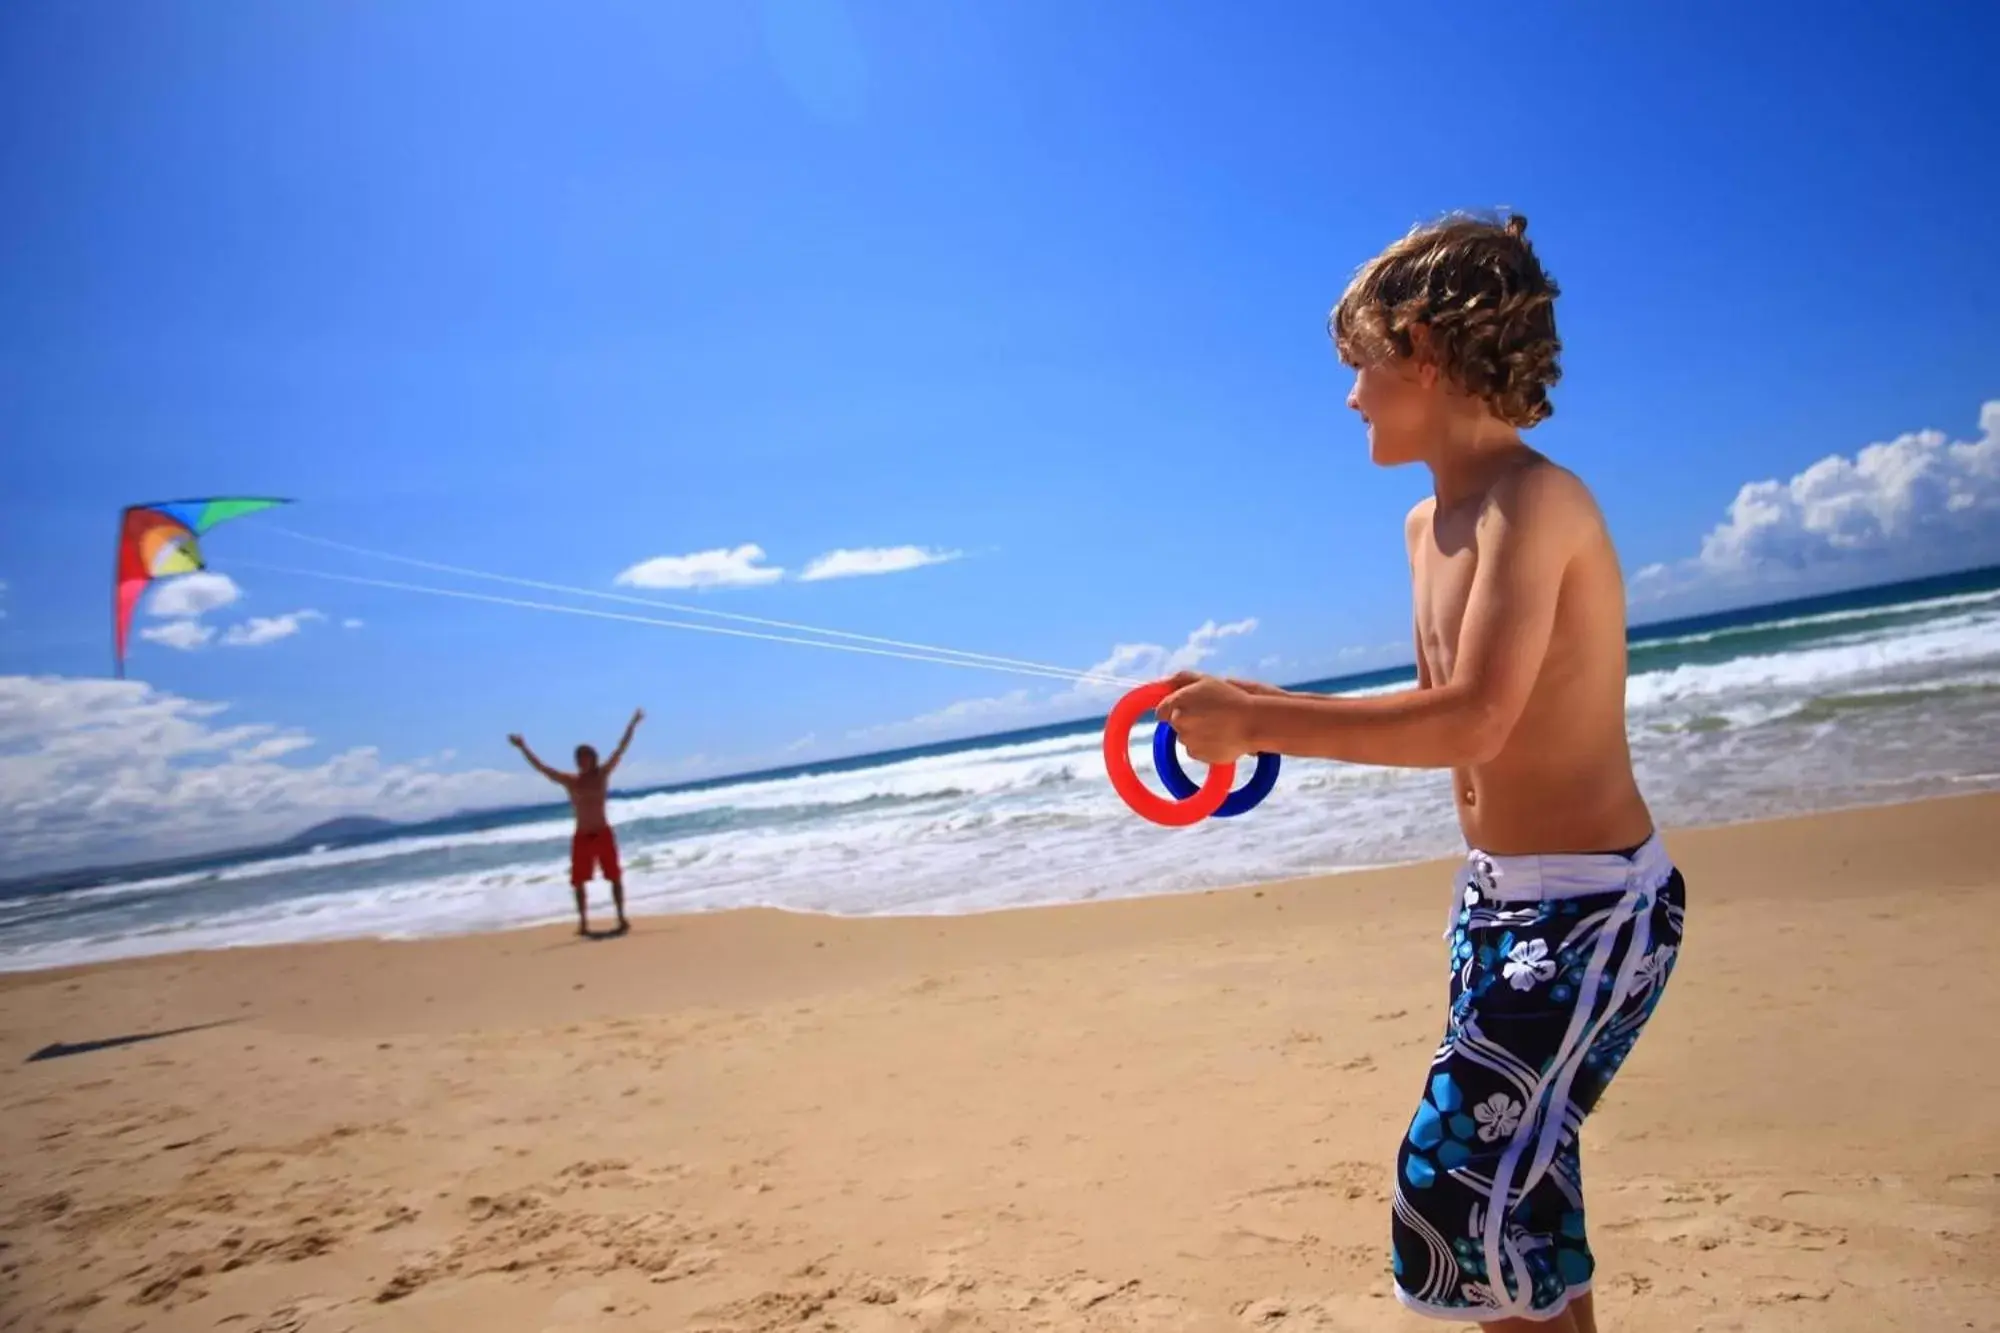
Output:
[1329,211,1563,428]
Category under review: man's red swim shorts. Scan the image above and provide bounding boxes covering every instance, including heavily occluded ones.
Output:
[571,828,622,886]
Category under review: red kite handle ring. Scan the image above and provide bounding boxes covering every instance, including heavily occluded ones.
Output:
[1103,681,1235,826]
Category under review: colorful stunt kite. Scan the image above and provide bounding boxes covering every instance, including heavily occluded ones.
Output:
[114,497,290,676]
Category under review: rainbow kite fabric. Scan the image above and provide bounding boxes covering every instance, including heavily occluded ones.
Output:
[115,497,290,676]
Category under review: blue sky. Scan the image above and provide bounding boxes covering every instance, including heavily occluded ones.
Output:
[2,2,1997,861]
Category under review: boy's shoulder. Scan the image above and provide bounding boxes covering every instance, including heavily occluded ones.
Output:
[1403,495,1436,549]
[1474,458,1605,556]
[1403,456,1601,545]
[1492,455,1598,514]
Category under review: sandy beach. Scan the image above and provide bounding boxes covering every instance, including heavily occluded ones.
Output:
[2,794,1996,1333]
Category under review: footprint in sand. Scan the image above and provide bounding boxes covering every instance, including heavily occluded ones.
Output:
[247,1297,345,1332]
[690,1271,1173,1332]
[1606,1209,1846,1253]
[1747,1281,1834,1306]
[1773,1185,1990,1244]
[1237,1292,1395,1331]
[1237,1160,1386,1206]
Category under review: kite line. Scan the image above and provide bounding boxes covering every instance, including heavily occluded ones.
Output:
[259,525,1136,686]
[231,559,1146,691]
[116,509,1270,827]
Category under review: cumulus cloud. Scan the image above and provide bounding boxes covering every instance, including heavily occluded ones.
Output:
[222,610,324,647]
[850,617,1259,745]
[1634,400,2000,606]
[146,571,243,620]
[615,544,785,590]
[851,689,1038,744]
[0,675,532,876]
[798,545,961,582]
[138,619,216,651]
[615,542,963,589]
[128,571,329,654]
[1067,617,1260,700]
[137,606,326,653]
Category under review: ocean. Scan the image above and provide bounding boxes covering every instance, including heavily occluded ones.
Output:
[4,566,1998,974]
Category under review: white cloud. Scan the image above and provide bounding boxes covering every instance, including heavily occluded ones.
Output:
[613,542,966,589]
[237,734,315,762]
[851,689,1038,744]
[138,619,216,651]
[1635,400,2000,607]
[1067,617,1260,700]
[849,617,1259,745]
[0,578,8,618]
[615,544,786,590]
[146,571,242,620]
[137,605,326,652]
[343,618,364,630]
[0,675,535,875]
[130,573,324,653]
[222,610,323,647]
[798,545,962,582]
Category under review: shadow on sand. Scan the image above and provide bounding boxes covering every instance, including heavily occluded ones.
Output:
[532,921,632,953]
[26,1019,239,1064]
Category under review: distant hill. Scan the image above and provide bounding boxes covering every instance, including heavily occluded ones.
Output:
[280,815,403,847]
[0,814,412,899]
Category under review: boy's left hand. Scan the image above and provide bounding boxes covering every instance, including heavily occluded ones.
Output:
[1156,672,1260,765]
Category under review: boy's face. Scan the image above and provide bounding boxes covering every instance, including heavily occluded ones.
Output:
[575,745,599,773]
[1346,355,1442,467]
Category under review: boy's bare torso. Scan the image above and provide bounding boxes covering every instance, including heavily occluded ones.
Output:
[563,771,612,833]
[1409,456,1655,857]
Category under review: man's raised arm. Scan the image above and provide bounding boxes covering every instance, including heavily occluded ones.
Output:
[508,734,571,786]
[603,708,645,775]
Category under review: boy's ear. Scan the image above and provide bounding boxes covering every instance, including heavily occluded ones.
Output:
[1405,323,1441,387]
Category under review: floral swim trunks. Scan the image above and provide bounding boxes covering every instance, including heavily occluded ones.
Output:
[1391,834,1686,1323]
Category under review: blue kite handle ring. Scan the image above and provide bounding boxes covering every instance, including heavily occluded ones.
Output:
[1151,722,1281,818]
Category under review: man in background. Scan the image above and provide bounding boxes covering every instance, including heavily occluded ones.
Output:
[509,708,644,936]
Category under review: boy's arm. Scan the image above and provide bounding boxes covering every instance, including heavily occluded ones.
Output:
[1168,467,1584,769]
[602,708,644,775]
[508,734,572,786]
[1409,497,1436,693]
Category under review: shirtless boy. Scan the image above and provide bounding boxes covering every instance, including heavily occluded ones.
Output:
[1159,214,1684,1330]
[509,708,644,936]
